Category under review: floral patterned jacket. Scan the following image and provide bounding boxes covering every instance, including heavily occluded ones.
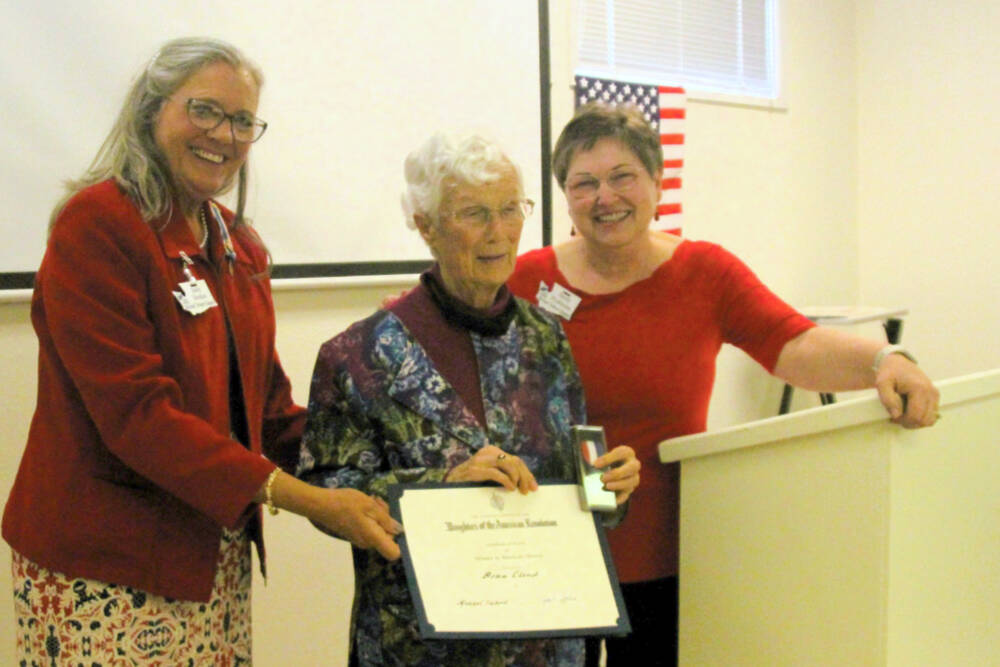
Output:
[298,297,587,666]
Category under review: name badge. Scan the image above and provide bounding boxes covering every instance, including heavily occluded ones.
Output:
[173,279,218,315]
[536,282,581,320]
[173,251,218,316]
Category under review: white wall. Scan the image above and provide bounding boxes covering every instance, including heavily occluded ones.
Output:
[0,0,545,271]
[1,1,997,664]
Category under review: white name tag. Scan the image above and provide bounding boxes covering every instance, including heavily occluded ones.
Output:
[536,282,581,320]
[173,278,218,316]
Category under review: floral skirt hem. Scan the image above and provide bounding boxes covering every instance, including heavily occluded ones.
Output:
[11,528,251,666]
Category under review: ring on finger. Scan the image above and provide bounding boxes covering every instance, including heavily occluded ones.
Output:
[496,452,507,462]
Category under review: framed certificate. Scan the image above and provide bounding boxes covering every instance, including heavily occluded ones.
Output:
[387,481,631,639]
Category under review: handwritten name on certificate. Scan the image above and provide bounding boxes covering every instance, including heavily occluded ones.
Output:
[388,482,630,638]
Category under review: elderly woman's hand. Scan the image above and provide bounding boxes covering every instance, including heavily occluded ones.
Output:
[445,445,538,494]
[875,354,941,428]
[592,445,640,505]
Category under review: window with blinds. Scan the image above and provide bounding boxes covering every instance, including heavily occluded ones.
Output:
[577,0,779,101]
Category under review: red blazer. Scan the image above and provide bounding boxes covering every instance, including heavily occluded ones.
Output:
[2,180,305,601]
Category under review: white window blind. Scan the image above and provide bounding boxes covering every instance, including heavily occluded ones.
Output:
[577,0,779,100]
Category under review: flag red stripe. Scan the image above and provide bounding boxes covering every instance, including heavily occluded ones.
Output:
[658,87,684,232]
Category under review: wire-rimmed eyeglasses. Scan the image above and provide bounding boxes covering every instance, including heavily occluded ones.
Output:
[184,98,267,143]
[444,199,535,228]
[565,169,641,201]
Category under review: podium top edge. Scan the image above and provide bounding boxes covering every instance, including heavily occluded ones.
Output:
[658,368,1000,464]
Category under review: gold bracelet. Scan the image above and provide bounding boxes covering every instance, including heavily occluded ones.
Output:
[264,468,281,516]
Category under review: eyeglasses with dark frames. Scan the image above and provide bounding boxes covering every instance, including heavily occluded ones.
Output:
[183,98,267,143]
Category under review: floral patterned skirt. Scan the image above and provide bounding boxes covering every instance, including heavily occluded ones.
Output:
[11,528,252,666]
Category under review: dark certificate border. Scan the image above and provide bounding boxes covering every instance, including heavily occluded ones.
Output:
[387,480,631,640]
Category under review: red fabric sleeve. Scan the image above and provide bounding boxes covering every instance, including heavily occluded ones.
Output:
[40,194,275,527]
[704,244,816,371]
[261,351,307,474]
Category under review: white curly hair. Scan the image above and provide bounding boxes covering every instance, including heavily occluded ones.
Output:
[400,132,523,230]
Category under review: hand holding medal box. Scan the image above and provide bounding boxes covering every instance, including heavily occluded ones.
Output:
[572,425,618,512]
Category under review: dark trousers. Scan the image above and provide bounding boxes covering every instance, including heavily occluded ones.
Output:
[585,576,678,667]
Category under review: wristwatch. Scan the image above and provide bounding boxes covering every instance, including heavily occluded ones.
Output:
[871,344,917,373]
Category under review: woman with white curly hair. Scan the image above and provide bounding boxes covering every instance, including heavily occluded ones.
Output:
[298,132,640,666]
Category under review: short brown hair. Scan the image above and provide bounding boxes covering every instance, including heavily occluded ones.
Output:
[552,103,662,189]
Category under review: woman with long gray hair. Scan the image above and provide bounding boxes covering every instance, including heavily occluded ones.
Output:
[2,36,400,664]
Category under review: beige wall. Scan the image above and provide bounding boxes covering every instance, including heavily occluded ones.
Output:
[1,1,997,664]
[0,301,36,666]
[857,0,1000,380]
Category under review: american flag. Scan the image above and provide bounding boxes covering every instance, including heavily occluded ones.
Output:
[574,76,685,234]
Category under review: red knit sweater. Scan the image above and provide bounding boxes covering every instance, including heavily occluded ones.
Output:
[508,240,814,582]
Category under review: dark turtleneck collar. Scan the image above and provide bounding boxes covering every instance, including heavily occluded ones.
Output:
[420,264,516,337]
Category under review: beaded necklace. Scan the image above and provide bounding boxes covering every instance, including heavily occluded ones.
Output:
[196,207,209,249]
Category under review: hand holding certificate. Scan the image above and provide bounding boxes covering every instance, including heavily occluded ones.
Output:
[443,444,539,493]
[388,482,631,639]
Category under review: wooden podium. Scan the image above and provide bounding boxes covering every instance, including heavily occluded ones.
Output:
[659,369,1000,666]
